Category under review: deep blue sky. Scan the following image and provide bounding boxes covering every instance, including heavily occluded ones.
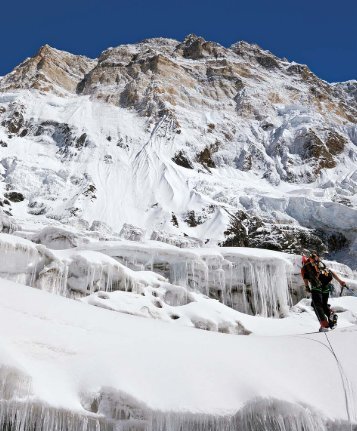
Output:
[0,0,356,82]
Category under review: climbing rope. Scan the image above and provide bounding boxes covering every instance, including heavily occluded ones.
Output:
[295,332,354,430]
[323,332,353,430]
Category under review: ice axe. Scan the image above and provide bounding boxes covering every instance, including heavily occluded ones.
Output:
[340,284,355,297]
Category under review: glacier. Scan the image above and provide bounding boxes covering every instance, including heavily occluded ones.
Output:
[0,35,357,430]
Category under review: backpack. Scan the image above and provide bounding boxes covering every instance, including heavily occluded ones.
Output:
[301,255,322,288]
[317,261,333,286]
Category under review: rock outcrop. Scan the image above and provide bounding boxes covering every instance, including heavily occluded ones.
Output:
[0,45,96,95]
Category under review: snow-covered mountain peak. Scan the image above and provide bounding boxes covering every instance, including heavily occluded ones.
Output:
[1,37,357,430]
[0,36,356,266]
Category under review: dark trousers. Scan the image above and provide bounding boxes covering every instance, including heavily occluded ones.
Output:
[311,291,329,322]
[322,292,332,320]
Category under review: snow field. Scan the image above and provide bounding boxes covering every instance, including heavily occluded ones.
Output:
[0,229,356,430]
[0,279,357,431]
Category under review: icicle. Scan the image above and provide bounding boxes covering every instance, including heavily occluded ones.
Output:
[0,401,112,431]
[90,244,294,317]
[0,232,294,318]
[0,233,44,288]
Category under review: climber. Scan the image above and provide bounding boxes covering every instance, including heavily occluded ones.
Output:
[301,252,346,332]
[317,254,346,328]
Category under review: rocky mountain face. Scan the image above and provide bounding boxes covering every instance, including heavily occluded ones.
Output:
[0,45,95,95]
[0,35,356,266]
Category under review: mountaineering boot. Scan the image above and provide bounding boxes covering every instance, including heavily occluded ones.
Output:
[329,313,338,329]
[333,313,338,326]
[319,319,329,332]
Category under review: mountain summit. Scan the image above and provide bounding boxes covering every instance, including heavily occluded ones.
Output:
[0,44,95,95]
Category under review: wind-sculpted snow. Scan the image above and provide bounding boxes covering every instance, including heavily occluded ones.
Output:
[0,280,357,431]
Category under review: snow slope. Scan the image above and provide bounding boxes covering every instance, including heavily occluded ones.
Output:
[1,278,357,431]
